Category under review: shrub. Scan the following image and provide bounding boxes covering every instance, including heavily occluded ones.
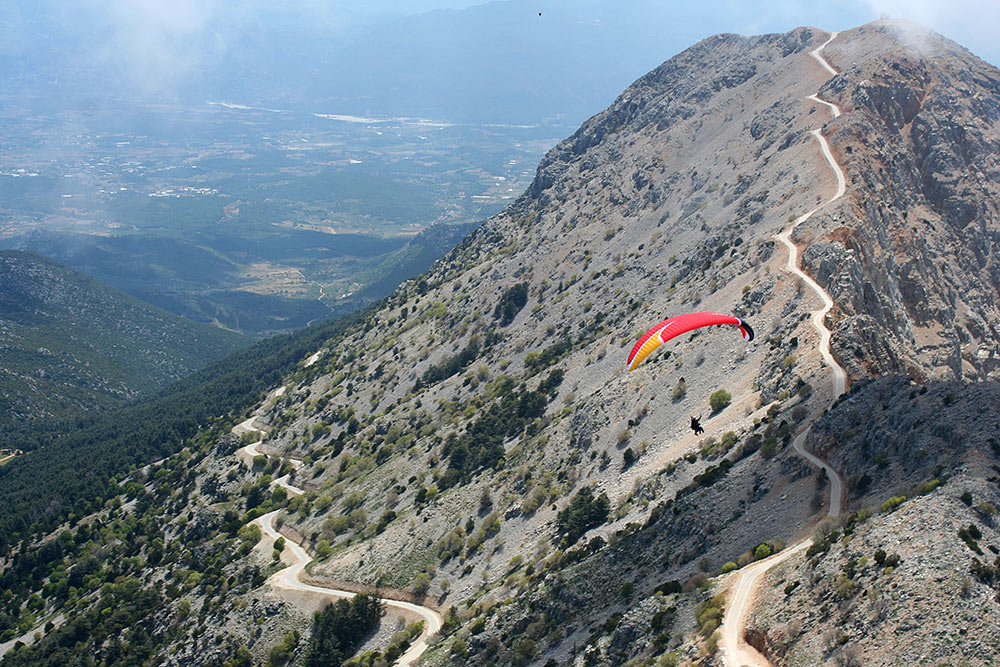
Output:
[709,389,732,413]
[836,576,854,599]
[880,495,906,514]
[721,561,738,573]
[417,337,481,388]
[623,448,637,468]
[521,485,547,515]
[238,523,262,546]
[376,510,397,534]
[412,572,432,596]
[556,487,610,545]
[917,479,941,495]
[759,436,777,459]
[494,282,529,326]
[695,594,725,637]
[316,540,333,558]
[269,631,299,666]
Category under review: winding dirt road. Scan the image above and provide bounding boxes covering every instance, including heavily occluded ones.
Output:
[719,31,848,667]
[234,410,443,666]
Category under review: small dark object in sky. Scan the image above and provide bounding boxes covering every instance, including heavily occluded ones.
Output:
[538,12,542,16]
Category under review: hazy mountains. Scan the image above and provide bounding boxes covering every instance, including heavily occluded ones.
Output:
[2,0,711,125]
[0,250,248,426]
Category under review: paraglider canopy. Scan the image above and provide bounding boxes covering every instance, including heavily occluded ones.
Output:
[626,311,753,371]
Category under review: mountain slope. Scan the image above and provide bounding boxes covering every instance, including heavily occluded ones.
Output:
[816,21,1000,381]
[745,377,1000,666]
[246,21,999,665]
[0,250,249,426]
[3,20,1000,667]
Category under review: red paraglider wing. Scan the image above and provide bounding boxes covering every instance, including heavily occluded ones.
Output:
[626,312,753,371]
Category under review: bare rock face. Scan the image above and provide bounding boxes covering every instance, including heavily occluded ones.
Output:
[805,21,1000,382]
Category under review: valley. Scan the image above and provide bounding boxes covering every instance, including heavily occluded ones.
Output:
[0,100,564,335]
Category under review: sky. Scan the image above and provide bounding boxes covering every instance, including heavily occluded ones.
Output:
[2,0,997,124]
[455,0,1000,66]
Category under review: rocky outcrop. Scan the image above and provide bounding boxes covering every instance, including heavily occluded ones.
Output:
[746,377,1000,666]
[804,21,1000,382]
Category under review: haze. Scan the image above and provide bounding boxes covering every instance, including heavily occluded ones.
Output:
[3,0,996,125]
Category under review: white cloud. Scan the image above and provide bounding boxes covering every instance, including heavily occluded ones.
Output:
[83,0,222,95]
[860,0,1000,62]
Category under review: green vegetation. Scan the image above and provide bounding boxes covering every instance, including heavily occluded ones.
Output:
[524,339,572,372]
[2,577,165,665]
[695,594,725,637]
[347,621,424,666]
[439,380,548,487]
[556,486,610,546]
[0,438,272,663]
[709,389,732,413]
[269,631,300,666]
[0,309,362,552]
[0,250,249,428]
[493,282,529,326]
[417,336,483,389]
[880,495,907,514]
[958,524,984,555]
[305,594,384,667]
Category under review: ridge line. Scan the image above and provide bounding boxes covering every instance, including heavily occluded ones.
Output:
[720,30,849,667]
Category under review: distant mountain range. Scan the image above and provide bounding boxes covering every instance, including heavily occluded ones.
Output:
[0,0,703,125]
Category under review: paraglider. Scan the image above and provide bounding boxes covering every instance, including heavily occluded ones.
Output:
[690,415,704,435]
[626,311,754,372]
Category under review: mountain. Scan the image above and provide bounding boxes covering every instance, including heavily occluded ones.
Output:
[0,250,249,427]
[3,19,1000,667]
[6,223,477,337]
